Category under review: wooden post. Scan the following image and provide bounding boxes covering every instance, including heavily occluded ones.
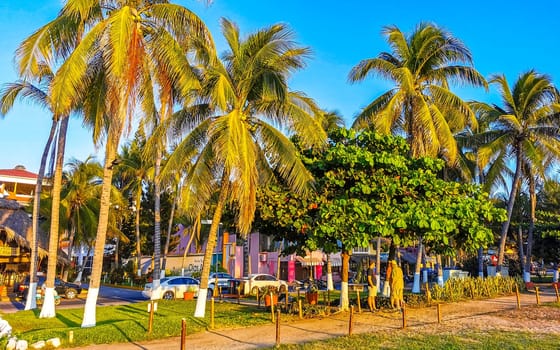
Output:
[257,289,260,308]
[535,287,540,305]
[270,292,275,323]
[554,283,560,303]
[180,318,186,350]
[402,304,407,329]
[356,290,361,313]
[275,309,281,348]
[348,306,354,336]
[148,301,154,334]
[425,282,431,305]
[515,284,521,309]
[437,303,441,324]
[285,290,289,310]
[237,285,241,304]
[211,297,215,329]
[327,289,330,306]
[68,331,74,344]
[219,286,222,301]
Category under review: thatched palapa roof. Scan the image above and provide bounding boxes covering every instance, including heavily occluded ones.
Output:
[0,198,48,257]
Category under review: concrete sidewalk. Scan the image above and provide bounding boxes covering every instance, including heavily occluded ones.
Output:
[68,286,560,350]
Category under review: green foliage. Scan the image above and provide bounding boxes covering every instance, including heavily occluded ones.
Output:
[256,129,506,257]
[430,276,523,302]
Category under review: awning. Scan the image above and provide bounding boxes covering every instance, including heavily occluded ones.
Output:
[296,251,324,266]
[324,252,342,267]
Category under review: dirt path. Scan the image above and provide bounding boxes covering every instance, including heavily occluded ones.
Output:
[70,286,560,349]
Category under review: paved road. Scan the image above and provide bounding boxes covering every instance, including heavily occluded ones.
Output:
[0,285,146,314]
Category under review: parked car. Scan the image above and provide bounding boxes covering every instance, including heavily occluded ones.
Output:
[16,276,82,299]
[207,272,235,296]
[142,276,200,300]
[242,273,288,295]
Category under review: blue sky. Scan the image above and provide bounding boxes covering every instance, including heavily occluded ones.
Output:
[1,0,559,173]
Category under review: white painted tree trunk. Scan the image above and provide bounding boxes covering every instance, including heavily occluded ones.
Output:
[412,273,421,293]
[39,287,56,318]
[326,258,334,291]
[81,287,99,327]
[24,282,37,310]
[151,279,162,300]
[194,288,208,317]
[382,280,390,297]
[523,271,531,283]
[339,282,349,311]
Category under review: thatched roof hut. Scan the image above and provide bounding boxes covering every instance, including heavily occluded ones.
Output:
[0,198,47,257]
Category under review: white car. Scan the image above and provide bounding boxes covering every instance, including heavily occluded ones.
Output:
[142,276,200,300]
[243,273,288,295]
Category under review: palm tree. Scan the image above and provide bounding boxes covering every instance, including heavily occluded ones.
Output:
[348,22,487,165]
[117,135,153,276]
[0,63,57,310]
[474,71,560,273]
[59,157,103,281]
[163,19,327,317]
[29,1,213,327]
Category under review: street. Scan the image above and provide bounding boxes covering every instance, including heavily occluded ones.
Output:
[0,285,147,314]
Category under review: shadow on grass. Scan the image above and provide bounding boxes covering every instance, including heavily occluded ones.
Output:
[55,312,80,327]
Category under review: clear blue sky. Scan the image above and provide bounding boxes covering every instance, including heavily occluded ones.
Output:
[1,0,559,173]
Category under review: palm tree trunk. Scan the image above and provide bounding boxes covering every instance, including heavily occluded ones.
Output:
[162,183,179,272]
[497,151,523,272]
[194,174,229,318]
[25,119,57,311]
[181,215,200,271]
[339,248,350,311]
[436,254,444,287]
[40,115,69,318]
[151,148,163,289]
[135,189,142,277]
[524,176,536,282]
[375,236,381,295]
[412,237,422,293]
[81,127,121,328]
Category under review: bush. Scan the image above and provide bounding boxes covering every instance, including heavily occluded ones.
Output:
[430,276,523,302]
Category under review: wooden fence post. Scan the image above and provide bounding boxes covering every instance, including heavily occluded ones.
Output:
[402,304,407,329]
[554,283,560,303]
[211,297,215,329]
[180,318,186,350]
[348,306,354,336]
[515,284,521,309]
[535,287,540,305]
[275,309,281,348]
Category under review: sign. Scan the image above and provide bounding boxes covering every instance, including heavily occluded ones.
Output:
[0,246,18,256]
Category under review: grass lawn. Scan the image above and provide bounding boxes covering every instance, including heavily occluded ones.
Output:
[274,330,560,349]
[2,299,280,348]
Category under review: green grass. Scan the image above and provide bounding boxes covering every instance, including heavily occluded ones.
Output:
[273,330,560,350]
[2,300,278,348]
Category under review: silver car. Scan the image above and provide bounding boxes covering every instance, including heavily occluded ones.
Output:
[243,273,288,295]
[142,276,200,300]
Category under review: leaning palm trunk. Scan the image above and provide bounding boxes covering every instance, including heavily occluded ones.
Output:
[135,189,142,277]
[412,237,422,293]
[375,236,381,294]
[339,249,350,311]
[194,177,229,318]
[497,152,523,272]
[25,119,57,310]
[40,115,69,318]
[181,215,200,272]
[82,126,121,328]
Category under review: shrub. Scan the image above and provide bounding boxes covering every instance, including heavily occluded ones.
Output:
[430,276,523,302]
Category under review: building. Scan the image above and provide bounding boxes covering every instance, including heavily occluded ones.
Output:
[0,165,50,206]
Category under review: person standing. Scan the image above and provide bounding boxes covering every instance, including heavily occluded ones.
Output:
[389,260,404,309]
[367,261,377,311]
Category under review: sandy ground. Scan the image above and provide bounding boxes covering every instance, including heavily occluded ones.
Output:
[69,285,560,350]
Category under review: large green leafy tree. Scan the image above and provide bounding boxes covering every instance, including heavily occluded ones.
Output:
[257,129,506,309]
[473,71,560,274]
[162,19,326,317]
[348,22,487,165]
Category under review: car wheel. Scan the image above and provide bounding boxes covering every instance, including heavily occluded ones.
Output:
[251,286,259,296]
[279,285,287,293]
[163,291,174,300]
[65,288,77,299]
[207,288,214,299]
[54,297,61,306]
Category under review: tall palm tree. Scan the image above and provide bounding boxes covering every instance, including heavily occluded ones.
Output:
[117,135,153,276]
[0,63,57,310]
[163,19,327,317]
[348,22,487,165]
[474,71,560,272]
[31,1,213,327]
[59,157,103,281]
